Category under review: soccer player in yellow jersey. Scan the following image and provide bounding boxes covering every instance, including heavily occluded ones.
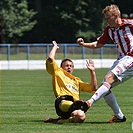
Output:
[44,40,98,124]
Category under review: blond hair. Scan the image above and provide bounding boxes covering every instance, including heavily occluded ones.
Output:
[102,4,121,16]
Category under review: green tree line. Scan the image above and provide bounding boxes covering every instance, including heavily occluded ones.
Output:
[1,0,133,43]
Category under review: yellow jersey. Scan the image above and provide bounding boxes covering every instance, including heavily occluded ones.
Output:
[46,59,94,101]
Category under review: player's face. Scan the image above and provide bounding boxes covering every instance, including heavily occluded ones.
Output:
[105,13,118,27]
[61,61,74,74]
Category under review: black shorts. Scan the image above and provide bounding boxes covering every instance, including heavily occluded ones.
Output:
[55,95,74,119]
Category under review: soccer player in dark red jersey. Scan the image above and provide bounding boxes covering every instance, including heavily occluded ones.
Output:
[77,4,133,123]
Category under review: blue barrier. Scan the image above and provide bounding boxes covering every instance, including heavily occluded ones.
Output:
[0,43,115,60]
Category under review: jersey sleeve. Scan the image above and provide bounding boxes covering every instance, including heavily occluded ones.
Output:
[79,82,95,94]
[129,21,133,34]
[46,59,59,75]
[97,26,111,44]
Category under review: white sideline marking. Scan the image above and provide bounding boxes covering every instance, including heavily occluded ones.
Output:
[0,59,115,70]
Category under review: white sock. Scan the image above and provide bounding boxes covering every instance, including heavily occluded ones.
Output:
[104,92,124,119]
[87,82,110,106]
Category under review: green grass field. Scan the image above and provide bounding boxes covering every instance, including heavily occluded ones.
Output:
[0,69,132,133]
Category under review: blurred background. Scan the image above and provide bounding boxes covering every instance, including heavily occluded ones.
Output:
[0,0,133,70]
[1,0,133,44]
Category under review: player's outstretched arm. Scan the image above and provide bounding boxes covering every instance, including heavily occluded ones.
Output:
[77,38,103,49]
[48,41,59,63]
[86,59,98,91]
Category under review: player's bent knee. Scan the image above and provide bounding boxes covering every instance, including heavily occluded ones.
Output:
[71,110,86,123]
[104,72,117,84]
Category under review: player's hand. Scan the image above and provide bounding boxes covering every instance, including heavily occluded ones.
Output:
[52,40,59,49]
[77,38,84,46]
[86,59,95,71]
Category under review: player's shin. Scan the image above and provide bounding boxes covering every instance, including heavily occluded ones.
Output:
[87,82,111,106]
[104,92,124,119]
[57,117,72,124]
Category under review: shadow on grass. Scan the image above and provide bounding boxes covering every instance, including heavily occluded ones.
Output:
[84,121,110,124]
[18,120,44,123]
[18,119,110,124]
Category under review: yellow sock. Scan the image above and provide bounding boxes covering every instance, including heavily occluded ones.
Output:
[57,117,72,124]
[59,100,73,112]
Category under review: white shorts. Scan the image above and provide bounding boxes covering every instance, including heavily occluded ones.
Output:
[105,55,133,88]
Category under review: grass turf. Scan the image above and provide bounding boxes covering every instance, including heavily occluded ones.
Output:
[0,69,132,133]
